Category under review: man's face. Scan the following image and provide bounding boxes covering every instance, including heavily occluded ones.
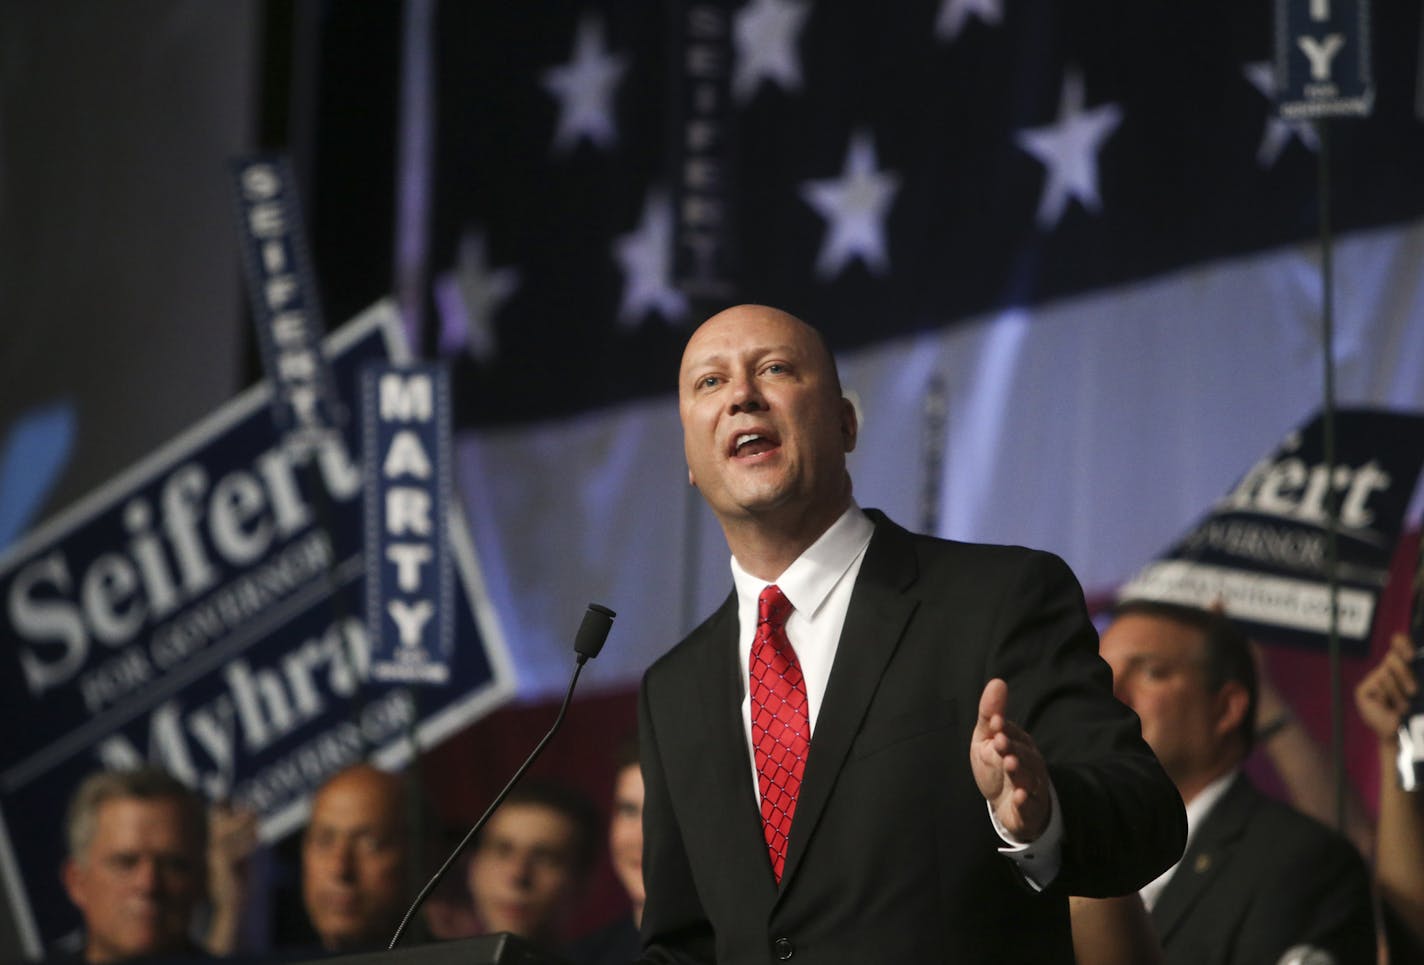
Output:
[678,305,856,528]
[1099,613,1229,790]
[301,770,408,951]
[608,765,644,912]
[468,802,582,945]
[62,796,204,963]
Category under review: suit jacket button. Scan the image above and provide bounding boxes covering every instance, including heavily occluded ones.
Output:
[773,937,795,959]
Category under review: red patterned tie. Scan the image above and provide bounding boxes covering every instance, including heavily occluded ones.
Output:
[749,584,809,883]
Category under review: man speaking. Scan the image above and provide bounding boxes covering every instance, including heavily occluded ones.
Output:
[635,304,1185,963]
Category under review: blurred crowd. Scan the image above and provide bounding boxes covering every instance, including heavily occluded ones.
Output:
[19,607,1423,965]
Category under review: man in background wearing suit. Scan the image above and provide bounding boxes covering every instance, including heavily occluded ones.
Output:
[636,304,1186,964]
[1100,599,1375,965]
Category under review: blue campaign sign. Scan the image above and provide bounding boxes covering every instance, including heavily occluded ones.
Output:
[229,155,345,448]
[1274,0,1374,119]
[0,302,515,957]
[1120,408,1424,652]
[362,362,456,685]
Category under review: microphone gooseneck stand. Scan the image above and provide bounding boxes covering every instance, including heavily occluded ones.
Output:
[387,603,616,950]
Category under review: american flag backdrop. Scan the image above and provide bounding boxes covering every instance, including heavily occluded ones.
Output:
[297,0,1424,698]
[2,0,1424,952]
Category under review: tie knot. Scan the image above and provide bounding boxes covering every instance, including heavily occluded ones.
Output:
[758,584,793,629]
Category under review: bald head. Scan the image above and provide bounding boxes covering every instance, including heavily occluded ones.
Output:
[302,764,410,951]
[313,764,404,813]
[677,304,857,576]
[679,305,841,398]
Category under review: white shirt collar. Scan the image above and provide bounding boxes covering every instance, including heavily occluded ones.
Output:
[1183,768,1238,836]
[729,505,874,617]
[1139,768,1239,911]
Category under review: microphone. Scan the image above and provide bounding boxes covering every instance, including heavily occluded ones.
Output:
[575,603,616,662]
[388,602,616,949]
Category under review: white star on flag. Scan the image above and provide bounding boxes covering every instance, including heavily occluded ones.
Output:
[542,13,628,154]
[799,129,901,279]
[613,188,688,327]
[434,230,519,362]
[935,0,1003,42]
[1243,62,1319,169]
[732,0,812,103]
[1014,68,1123,230]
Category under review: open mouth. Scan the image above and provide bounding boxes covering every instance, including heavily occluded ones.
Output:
[731,431,780,458]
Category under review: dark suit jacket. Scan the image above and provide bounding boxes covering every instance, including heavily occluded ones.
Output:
[567,916,641,965]
[1152,774,1376,965]
[637,511,1186,964]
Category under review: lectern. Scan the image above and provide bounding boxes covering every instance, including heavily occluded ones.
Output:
[291,933,572,965]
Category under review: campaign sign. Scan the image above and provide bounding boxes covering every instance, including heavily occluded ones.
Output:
[230,155,344,448]
[1274,0,1374,119]
[363,362,455,685]
[1119,408,1424,651]
[672,1,738,302]
[0,302,515,957]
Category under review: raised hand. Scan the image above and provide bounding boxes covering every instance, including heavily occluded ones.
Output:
[1355,633,1418,742]
[204,801,260,955]
[970,678,1052,841]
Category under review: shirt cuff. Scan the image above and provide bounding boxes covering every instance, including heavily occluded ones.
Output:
[986,779,1063,891]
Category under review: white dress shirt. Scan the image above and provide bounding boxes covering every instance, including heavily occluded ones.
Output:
[1139,769,1238,911]
[730,504,874,744]
[729,504,1062,887]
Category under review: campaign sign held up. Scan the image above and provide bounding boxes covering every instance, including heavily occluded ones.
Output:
[363,362,455,685]
[672,2,738,303]
[1274,0,1374,119]
[1119,408,1424,651]
[0,302,514,957]
[229,155,344,447]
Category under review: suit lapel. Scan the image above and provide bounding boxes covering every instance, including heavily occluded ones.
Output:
[694,592,782,903]
[777,515,920,892]
[1150,774,1255,942]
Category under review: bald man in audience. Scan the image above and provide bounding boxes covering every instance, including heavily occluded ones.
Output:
[301,763,416,952]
